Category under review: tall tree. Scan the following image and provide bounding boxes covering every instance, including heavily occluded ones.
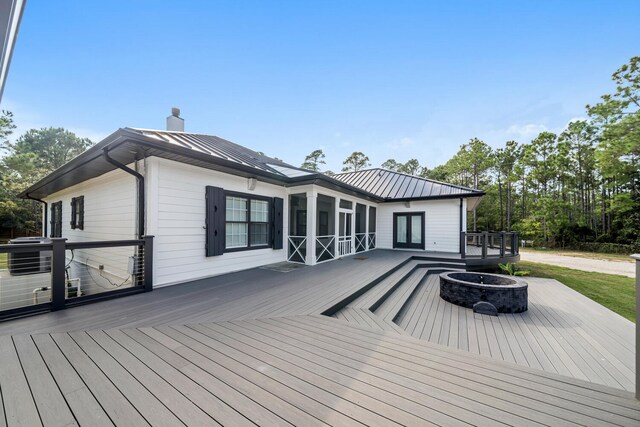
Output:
[399,159,422,175]
[301,149,326,171]
[8,127,92,171]
[493,141,520,231]
[1,127,94,237]
[342,151,370,172]
[588,56,640,241]
[381,159,400,171]
[0,110,15,151]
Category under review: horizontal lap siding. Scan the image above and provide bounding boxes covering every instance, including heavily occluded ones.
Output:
[377,199,460,252]
[42,168,138,295]
[44,168,137,242]
[153,158,288,286]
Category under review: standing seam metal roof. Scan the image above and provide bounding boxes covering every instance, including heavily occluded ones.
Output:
[332,168,482,200]
[134,129,299,176]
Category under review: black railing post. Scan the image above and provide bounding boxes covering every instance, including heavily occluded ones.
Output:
[512,232,519,255]
[143,235,154,292]
[50,238,67,311]
[500,231,506,257]
[460,231,466,259]
[481,232,488,258]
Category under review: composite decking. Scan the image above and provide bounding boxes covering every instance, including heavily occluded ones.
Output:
[0,249,638,425]
[395,274,636,391]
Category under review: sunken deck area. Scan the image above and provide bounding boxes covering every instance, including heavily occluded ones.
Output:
[0,250,638,426]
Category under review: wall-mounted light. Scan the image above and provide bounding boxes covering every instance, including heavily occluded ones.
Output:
[247,177,257,191]
[404,201,411,208]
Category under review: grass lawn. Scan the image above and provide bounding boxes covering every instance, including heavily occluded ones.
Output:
[0,253,6,269]
[520,247,634,263]
[519,260,635,322]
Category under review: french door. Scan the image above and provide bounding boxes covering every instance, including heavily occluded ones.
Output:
[338,211,353,256]
[393,212,425,249]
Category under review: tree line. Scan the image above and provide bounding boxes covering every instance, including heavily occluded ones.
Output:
[0,121,92,239]
[301,57,640,250]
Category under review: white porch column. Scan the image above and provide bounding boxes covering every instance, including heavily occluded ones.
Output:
[350,207,356,254]
[306,191,317,265]
[364,205,370,251]
[334,200,340,257]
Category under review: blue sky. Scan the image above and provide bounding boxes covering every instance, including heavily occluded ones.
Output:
[2,1,638,171]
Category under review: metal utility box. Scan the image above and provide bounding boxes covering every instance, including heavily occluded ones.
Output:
[8,237,52,276]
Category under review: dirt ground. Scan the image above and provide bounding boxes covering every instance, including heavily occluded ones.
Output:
[519,251,636,278]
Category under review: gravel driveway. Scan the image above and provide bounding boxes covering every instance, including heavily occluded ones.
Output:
[519,251,635,278]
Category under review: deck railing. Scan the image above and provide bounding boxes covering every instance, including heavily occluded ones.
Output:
[461,231,519,259]
[0,236,153,320]
[287,236,306,263]
[337,237,352,257]
[355,233,367,253]
[367,232,376,249]
[316,235,336,263]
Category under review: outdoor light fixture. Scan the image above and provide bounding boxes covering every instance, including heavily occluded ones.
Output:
[247,177,257,191]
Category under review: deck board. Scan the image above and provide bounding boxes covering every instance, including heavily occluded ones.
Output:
[0,249,637,425]
[395,273,636,391]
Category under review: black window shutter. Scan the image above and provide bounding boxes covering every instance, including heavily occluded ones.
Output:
[272,197,284,250]
[78,196,84,230]
[70,198,77,229]
[206,186,225,256]
[50,204,56,237]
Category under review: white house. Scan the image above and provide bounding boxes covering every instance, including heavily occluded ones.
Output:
[20,110,491,289]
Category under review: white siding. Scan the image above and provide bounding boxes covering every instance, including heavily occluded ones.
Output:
[152,158,289,286]
[42,167,139,295]
[377,199,462,253]
[44,167,138,242]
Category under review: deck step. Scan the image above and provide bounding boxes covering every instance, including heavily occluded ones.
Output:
[374,269,426,321]
[333,308,409,335]
[375,267,463,323]
[346,260,422,310]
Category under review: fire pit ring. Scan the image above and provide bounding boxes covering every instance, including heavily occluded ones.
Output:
[439,271,528,314]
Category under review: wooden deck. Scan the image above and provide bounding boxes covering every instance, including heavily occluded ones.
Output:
[0,249,638,425]
[395,274,635,392]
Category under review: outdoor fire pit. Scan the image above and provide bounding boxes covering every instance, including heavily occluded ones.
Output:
[439,271,528,315]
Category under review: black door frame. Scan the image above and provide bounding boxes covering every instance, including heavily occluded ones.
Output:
[393,212,425,249]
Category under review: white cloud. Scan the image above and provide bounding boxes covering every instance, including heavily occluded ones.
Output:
[505,123,548,141]
[386,136,415,150]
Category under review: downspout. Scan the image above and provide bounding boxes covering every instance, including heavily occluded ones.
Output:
[25,193,48,237]
[102,148,145,239]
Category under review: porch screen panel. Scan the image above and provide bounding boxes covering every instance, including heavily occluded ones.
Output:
[368,207,376,232]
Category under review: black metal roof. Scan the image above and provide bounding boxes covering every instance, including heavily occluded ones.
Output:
[133,129,303,177]
[333,168,483,200]
[20,129,483,203]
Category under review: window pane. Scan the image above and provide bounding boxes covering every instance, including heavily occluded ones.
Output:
[411,215,422,244]
[250,199,269,222]
[225,196,247,221]
[225,223,248,248]
[396,216,407,243]
[250,223,268,246]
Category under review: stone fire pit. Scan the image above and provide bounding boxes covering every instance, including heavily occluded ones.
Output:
[439,271,528,315]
